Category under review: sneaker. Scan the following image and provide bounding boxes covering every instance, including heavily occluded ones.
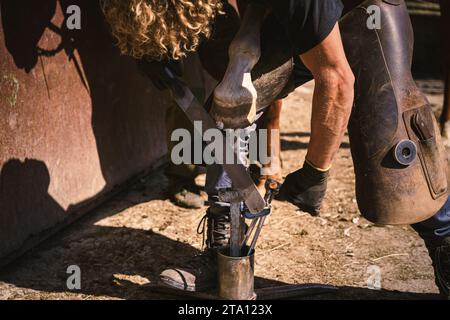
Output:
[169,180,204,209]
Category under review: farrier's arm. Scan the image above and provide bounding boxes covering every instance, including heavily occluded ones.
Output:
[278,24,354,215]
[300,24,354,170]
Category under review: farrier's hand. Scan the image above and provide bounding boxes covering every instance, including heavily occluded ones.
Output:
[137,57,183,94]
[277,161,329,216]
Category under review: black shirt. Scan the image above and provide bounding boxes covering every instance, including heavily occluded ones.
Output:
[254,0,344,54]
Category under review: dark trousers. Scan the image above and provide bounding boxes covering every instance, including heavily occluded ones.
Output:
[413,196,450,244]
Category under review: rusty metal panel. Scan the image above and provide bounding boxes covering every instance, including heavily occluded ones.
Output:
[0,0,173,263]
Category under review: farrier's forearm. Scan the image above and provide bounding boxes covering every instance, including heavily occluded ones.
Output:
[305,78,354,169]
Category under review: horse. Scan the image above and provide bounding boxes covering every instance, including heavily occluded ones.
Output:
[198,0,365,193]
[200,0,447,223]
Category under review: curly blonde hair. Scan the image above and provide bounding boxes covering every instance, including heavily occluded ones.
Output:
[101,0,223,60]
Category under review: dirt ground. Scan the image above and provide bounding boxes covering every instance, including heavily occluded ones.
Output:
[0,80,447,300]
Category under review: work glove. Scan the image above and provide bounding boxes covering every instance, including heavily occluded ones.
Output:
[137,57,184,96]
[277,161,329,216]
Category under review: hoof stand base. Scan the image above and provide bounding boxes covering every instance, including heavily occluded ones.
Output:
[217,246,256,300]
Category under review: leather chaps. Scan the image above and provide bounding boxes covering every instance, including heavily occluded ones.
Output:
[340,0,448,224]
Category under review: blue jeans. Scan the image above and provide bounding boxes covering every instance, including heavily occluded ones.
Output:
[413,195,450,244]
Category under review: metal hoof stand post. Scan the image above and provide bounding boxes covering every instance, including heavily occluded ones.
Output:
[216,181,276,300]
[152,181,338,300]
[213,181,339,300]
[216,190,256,300]
[149,73,339,300]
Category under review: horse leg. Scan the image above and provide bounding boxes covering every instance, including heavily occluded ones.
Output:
[439,0,450,141]
[441,70,450,141]
[255,99,283,196]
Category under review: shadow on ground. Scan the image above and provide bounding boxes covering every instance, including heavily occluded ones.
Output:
[0,218,441,299]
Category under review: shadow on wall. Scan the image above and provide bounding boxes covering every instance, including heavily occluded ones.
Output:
[1,0,57,72]
[0,159,66,258]
[2,0,164,184]
[0,0,168,261]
